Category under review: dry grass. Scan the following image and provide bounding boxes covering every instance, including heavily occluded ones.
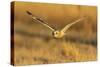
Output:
[14,33,97,65]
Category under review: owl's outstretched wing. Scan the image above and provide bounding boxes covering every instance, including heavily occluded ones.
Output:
[26,11,55,31]
[61,18,85,33]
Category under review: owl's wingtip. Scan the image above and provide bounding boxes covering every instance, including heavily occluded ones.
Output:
[26,11,32,15]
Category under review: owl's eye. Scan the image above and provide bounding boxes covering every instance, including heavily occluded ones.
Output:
[55,32,58,34]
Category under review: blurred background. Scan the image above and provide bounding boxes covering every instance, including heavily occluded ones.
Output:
[12,1,97,65]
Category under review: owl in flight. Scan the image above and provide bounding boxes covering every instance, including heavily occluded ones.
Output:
[26,11,85,38]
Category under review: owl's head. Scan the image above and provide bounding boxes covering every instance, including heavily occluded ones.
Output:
[52,31,60,38]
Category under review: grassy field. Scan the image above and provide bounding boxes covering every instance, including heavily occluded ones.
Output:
[14,34,97,65]
[11,2,97,65]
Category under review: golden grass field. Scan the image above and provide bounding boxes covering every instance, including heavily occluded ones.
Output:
[11,1,97,65]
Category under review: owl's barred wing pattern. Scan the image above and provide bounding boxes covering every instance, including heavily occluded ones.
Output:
[61,18,85,33]
[26,11,55,31]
